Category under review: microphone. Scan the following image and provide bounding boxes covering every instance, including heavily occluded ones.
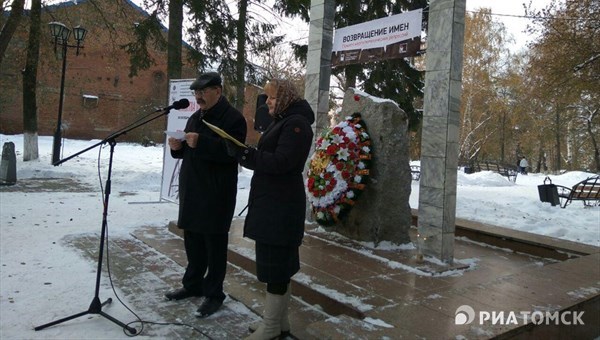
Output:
[156,98,190,112]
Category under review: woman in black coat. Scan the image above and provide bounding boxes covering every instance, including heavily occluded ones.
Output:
[229,79,314,340]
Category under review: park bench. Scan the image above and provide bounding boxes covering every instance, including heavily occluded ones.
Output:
[410,165,421,181]
[555,175,600,208]
[468,161,519,182]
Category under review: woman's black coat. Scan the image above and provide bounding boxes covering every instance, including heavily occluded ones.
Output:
[171,96,247,233]
[239,99,315,246]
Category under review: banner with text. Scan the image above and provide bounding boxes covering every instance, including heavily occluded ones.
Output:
[160,79,198,203]
[331,9,422,66]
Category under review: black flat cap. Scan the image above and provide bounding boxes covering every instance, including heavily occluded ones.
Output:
[190,72,222,90]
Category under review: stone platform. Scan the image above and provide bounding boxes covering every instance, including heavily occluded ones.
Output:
[69,215,599,339]
[165,216,599,339]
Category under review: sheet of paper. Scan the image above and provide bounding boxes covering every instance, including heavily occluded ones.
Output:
[165,131,185,140]
[202,120,247,148]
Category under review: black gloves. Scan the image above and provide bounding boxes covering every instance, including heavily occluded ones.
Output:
[225,140,255,164]
[225,139,243,158]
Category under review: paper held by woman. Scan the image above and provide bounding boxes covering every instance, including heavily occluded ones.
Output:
[202,119,247,148]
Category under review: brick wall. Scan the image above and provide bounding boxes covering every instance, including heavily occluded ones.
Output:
[0,0,198,143]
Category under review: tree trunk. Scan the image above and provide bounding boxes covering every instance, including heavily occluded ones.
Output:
[535,141,544,173]
[586,116,600,172]
[22,0,41,161]
[234,0,248,113]
[554,108,561,172]
[565,119,573,170]
[500,111,506,163]
[0,0,25,67]
[167,0,183,82]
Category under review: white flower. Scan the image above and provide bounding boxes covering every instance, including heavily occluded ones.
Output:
[346,191,355,199]
[333,205,341,214]
[316,211,325,219]
[331,133,345,144]
[358,162,365,169]
[337,148,350,161]
[319,138,331,150]
[362,146,370,153]
[343,128,357,142]
[354,175,362,183]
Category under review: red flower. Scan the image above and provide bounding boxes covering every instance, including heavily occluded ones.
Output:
[326,145,337,155]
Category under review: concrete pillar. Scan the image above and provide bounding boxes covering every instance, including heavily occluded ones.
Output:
[0,142,17,185]
[304,0,335,136]
[304,0,335,222]
[417,0,466,264]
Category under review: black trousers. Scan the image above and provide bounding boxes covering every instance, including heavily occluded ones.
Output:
[182,230,228,302]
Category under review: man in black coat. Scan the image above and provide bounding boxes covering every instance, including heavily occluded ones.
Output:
[166,72,247,317]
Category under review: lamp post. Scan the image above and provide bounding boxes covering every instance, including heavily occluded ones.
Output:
[49,21,87,165]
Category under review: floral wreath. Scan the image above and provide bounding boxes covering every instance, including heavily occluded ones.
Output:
[306,113,371,225]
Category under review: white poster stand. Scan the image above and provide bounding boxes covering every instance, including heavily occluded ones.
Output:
[159,79,198,203]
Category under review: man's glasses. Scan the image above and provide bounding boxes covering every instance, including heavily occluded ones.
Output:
[192,87,215,96]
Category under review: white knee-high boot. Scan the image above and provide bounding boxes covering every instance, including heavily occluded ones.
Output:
[245,291,287,340]
[280,284,291,334]
[249,284,291,336]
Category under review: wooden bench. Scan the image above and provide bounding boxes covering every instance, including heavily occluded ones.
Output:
[555,175,600,208]
[410,165,420,181]
[468,161,519,182]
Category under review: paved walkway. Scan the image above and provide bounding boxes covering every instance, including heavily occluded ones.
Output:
[68,217,600,339]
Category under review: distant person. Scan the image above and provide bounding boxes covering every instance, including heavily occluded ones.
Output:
[166,72,247,318]
[519,156,529,174]
[225,78,314,339]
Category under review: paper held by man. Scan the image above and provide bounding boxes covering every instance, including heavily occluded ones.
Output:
[165,130,185,140]
[202,119,247,148]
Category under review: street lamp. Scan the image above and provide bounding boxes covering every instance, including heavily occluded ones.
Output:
[49,21,87,165]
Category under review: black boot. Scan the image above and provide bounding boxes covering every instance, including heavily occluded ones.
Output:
[165,287,202,301]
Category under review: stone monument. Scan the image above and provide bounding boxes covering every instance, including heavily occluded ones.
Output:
[328,88,413,246]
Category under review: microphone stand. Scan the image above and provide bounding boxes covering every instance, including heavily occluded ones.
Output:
[34,107,174,335]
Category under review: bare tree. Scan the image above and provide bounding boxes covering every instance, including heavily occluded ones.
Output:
[459,9,512,163]
[526,0,599,171]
